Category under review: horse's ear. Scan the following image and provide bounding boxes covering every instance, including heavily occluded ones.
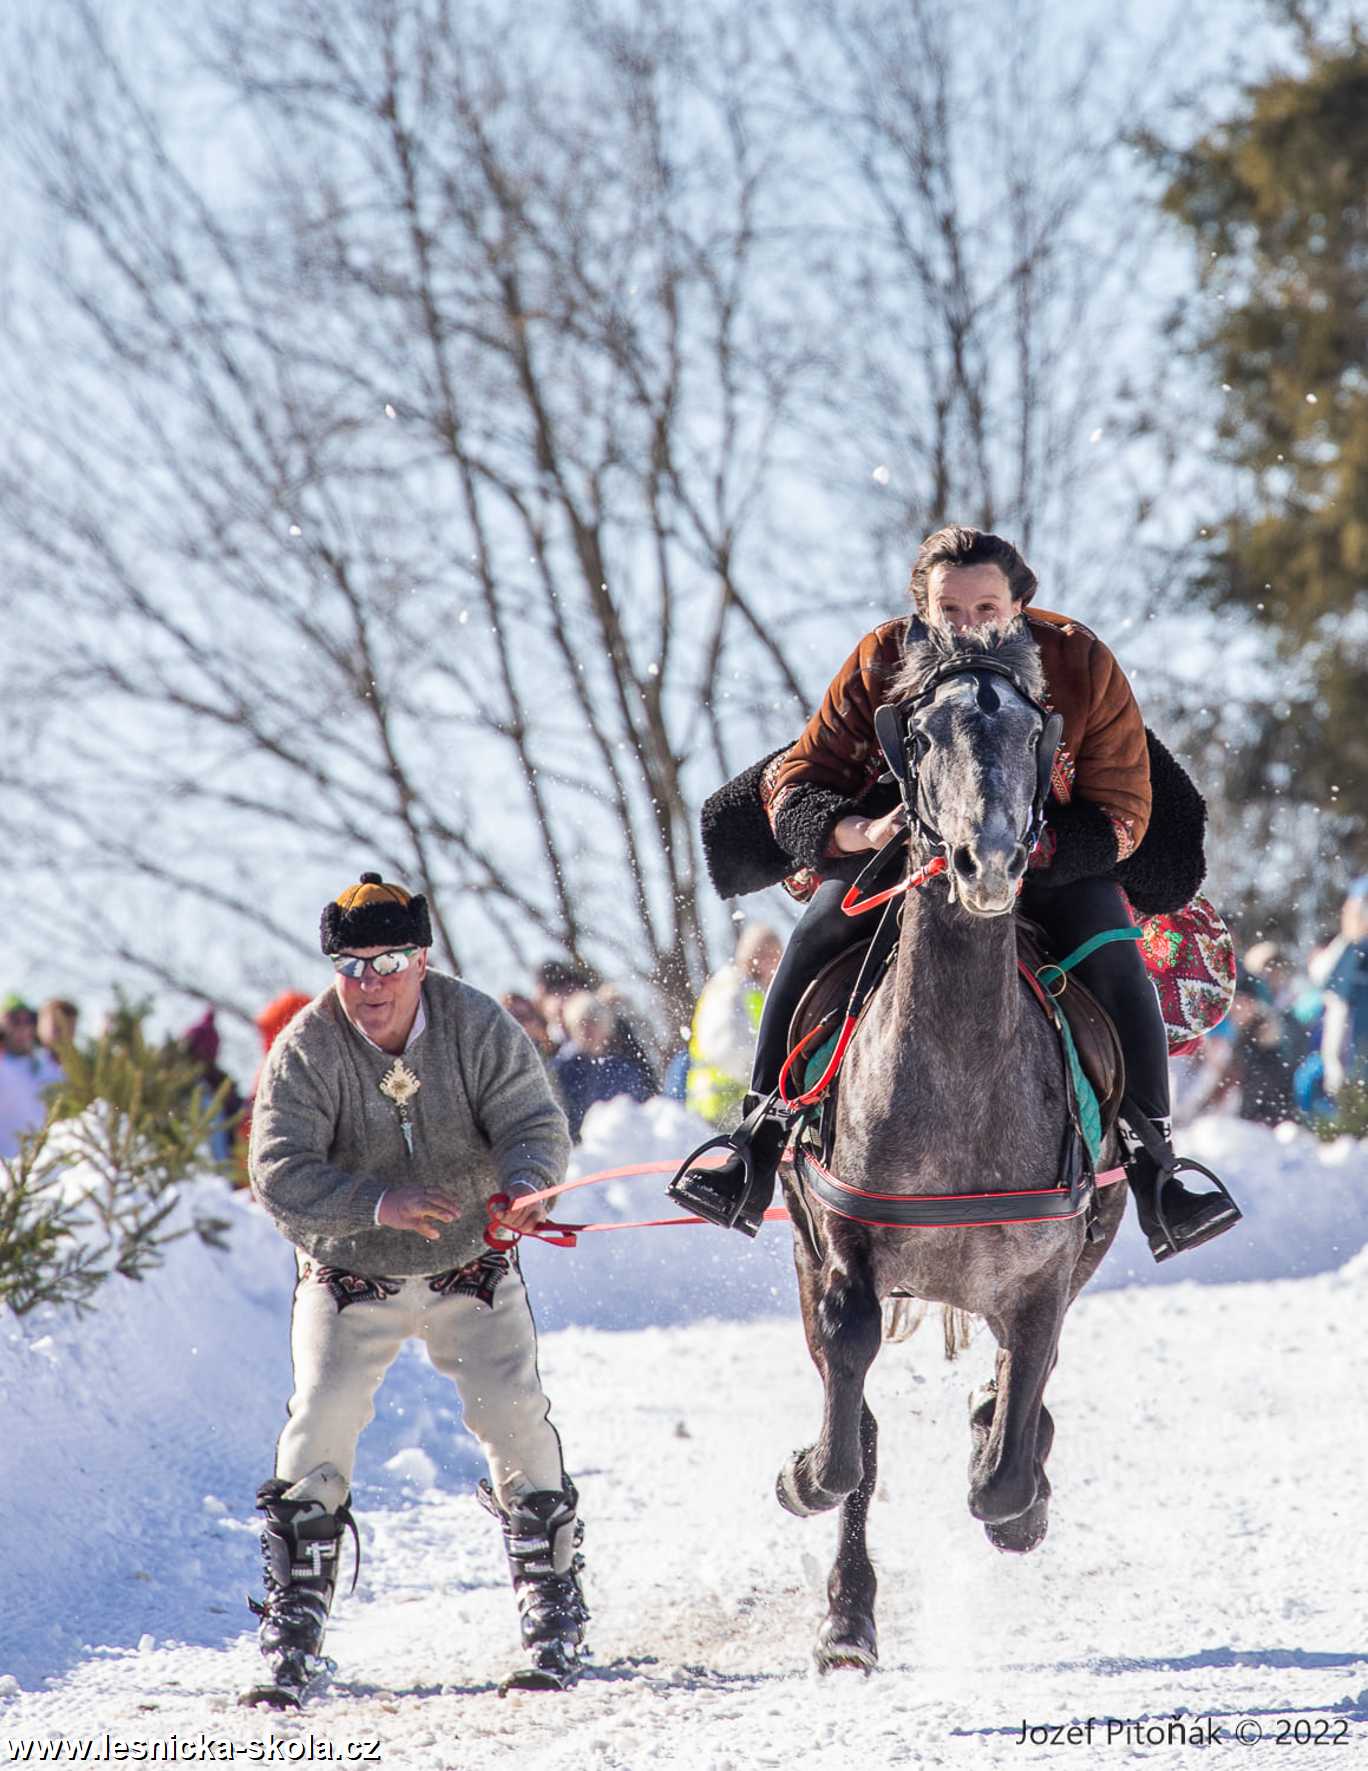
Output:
[875,701,910,783]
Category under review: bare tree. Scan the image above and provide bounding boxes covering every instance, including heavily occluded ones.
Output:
[777,0,1202,609]
[1,0,839,1027]
[0,0,1213,1035]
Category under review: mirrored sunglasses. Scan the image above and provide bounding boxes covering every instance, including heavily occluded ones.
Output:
[331,947,418,979]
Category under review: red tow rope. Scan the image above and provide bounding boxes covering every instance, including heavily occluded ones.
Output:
[486,1151,1125,1250]
[778,1017,858,1109]
[484,1162,791,1250]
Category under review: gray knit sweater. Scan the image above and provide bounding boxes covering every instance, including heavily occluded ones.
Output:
[249,972,571,1276]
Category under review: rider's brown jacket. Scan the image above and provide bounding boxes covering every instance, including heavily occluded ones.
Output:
[764,609,1151,884]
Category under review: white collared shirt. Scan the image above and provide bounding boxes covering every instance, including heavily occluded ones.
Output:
[350,995,428,1056]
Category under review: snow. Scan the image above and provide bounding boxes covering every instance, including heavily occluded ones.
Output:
[2,1103,1366,1767]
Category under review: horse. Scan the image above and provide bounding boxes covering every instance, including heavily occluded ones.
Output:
[775,618,1127,1672]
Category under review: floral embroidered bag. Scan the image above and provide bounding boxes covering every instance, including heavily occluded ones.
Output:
[1132,892,1237,1056]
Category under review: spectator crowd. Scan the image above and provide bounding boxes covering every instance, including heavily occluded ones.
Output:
[1171,876,1368,1130]
[4,875,1368,1167]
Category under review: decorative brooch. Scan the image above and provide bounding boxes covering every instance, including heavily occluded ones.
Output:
[378,1058,422,1155]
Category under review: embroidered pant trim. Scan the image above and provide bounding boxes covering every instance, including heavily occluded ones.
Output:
[275,1252,566,1509]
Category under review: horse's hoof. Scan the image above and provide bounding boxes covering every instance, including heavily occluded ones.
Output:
[776,1450,843,1517]
[985,1495,1050,1554]
[968,1468,1038,1525]
[815,1615,878,1674]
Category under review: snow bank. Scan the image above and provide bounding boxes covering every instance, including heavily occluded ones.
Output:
[4,1098,1364,1695]
[0,1175,291,1689]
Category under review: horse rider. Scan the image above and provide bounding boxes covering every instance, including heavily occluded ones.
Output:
[671,524,1243,1262]
[247,871,588,1694]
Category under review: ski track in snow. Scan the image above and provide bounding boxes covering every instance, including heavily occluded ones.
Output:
[3,1103,1367,1769]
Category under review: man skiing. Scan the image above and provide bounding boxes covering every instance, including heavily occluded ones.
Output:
[245,871,586,1705]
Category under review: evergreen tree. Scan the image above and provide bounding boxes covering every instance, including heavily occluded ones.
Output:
[0,998,233,1317]
[1155,12,1368,901]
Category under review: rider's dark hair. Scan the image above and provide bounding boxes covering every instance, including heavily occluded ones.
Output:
[906,526,1037,613]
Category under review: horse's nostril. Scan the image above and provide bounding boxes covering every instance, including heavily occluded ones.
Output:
[953,845,978,879]
[1007,845,1028,879]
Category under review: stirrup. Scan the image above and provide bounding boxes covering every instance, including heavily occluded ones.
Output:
[666,1095,777,1233]
[1149,1156,1243,1262]
[1122,1106,1242,1261]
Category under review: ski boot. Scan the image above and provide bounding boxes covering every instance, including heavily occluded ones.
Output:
[241,1464,357,1710]
[666,1092,789,1237]
[479,1478,588,1693]
[1121,1113,1243,1263]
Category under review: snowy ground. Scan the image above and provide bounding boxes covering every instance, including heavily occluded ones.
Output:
[3,1101,1367,1768]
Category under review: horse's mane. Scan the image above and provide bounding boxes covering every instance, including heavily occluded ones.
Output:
[892,616,1046,704]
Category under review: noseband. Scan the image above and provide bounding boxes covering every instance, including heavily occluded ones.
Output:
[874,657,1064,867]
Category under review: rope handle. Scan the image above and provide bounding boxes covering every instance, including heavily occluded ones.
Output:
[484,1193,582,1249]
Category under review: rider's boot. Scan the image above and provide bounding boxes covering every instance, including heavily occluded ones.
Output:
[667,1093,790,1238]
[1120,1113,1242,1263]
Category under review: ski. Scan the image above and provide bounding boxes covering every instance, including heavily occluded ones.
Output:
[498,1642,583,1695]
[238,1680,306,1711]
[238,1652,332,1710]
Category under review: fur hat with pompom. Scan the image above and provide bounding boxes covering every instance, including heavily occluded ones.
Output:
[320,872,432,954]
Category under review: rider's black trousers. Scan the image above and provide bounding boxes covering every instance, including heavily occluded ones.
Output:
[750,873,1170,1128]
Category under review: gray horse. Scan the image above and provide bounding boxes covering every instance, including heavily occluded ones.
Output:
[776,619,1126,1671]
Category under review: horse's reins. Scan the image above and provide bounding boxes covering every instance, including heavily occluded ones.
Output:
[838,661,1061,918]
[783,661,1064,1109]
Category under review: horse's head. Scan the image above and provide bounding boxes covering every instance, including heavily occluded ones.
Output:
[890,619,1059,918]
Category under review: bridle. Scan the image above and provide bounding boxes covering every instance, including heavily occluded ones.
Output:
[873,657,1064,871]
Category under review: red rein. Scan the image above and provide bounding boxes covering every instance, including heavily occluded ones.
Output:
[840,852,948,917]
[777,853,950,1110]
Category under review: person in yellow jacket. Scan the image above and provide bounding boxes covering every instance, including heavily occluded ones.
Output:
[687,925,782,1125]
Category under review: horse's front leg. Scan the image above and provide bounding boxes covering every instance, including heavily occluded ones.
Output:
[778,1251,882,1517]
[815,1400,880,1673]
[968,1280,1067,1529]
[970,1374,1056,1554]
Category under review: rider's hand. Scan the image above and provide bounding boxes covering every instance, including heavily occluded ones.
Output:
[832,807,907,853]
[377,1184,460,1241]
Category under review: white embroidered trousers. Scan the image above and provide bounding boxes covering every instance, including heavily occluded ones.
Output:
[275,1251,566,1507]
